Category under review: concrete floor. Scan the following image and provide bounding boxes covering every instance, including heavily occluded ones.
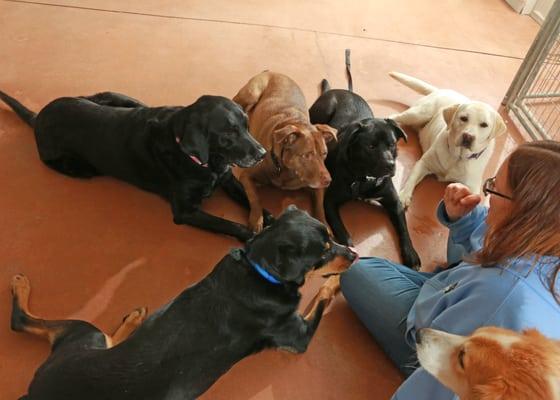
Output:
[0,1,537,399]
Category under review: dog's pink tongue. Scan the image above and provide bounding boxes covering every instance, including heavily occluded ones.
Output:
[189,155,208,167]
[189,155,202,164]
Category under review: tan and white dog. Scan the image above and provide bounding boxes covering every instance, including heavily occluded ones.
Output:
[389,72,506,208]
[416,327,560,400]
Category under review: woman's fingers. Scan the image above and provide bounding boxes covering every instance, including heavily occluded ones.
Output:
[459,194,481,208]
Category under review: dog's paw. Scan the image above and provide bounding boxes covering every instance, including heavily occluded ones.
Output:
[249,213,264,234]
[122,307,148,327]
[387,113,399,121]
[317,275,341,302]
[11,274,30,298]
[399,191,412,209]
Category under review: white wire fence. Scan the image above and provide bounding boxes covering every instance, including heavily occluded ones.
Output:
[504,0,560,140]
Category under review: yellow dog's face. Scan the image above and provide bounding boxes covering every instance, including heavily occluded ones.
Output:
[442,102,506,159]
[416,326,560,400]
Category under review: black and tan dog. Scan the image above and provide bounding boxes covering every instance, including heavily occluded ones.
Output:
[11,206,356,400]
[309,51,420,269]
[0,90,267,242]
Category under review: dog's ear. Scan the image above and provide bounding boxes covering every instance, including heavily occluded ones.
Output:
[246,233,307,286]
[490,113,507,138]
[175,116,210,165]
[274,125,302,146]
[385,118,408,143]
[314,124,338,143]
[443,104,461,127]
[473,378,508,400]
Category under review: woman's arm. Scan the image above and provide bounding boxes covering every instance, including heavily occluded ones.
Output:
[437,201,487,256]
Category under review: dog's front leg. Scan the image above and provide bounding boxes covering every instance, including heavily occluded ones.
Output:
[311,188,328,227]
[325,195,352,246]
[220,171,274,226]
[399,159,430,208]
[274,277,340,353]
[172,198,253,242]
[272,302,328,354]
[238,170,265,233]
[379,182,421,270]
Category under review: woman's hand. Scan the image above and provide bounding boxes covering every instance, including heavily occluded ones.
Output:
[443,183,481,222]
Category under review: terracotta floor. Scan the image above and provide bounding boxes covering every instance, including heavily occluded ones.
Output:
[0,1,537,399]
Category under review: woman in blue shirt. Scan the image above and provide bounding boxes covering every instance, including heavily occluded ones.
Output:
[340,140,560,399]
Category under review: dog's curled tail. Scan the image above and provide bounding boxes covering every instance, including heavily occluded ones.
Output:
[388,72,437,96]
[0,90,36,127]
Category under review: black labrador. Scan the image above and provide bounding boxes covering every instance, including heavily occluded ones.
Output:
[0,90,267,242]
[10,205,356,400]
[308,52,420,269]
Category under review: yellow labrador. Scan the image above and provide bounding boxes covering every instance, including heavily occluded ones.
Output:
[389,72,506,208]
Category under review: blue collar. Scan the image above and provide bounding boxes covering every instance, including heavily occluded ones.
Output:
[245,254,282,285]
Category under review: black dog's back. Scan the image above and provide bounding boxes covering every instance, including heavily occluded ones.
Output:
[34,97,180,190]
[309,88,373,131]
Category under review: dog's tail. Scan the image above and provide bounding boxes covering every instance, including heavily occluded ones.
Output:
[388,72,437,96]
[0,90,36,127]
[320,79,331,94]
[345,49,353,92]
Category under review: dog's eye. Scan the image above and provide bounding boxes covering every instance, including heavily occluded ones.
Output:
[458,348,466,369]
[480,122,488,128]
[368,144,376,150]
[302,152,314,159]
[460,116,468,122]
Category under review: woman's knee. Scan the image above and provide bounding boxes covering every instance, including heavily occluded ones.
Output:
[341,257,403,294]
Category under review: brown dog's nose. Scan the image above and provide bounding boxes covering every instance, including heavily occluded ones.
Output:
[320,173,331,187]
[461,133,474,148]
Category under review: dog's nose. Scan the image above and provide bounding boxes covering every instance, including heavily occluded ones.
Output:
[320,174,331,187]
[255,146,267,160]
[461,133,474,148]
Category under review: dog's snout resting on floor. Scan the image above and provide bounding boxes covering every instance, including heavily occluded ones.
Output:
[388,72,507,208]
[233,71,338,233]
[309,54,420,269]
[10,205,356,400]
[416,326,560,400]
[0,90,268,241]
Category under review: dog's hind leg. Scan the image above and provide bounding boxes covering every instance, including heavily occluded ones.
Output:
[233,72,270,113]
[81,92,146,108]
[389,104,434,128]
[43,156,100,178]
[106,307,147,348]
[10,274,101,345]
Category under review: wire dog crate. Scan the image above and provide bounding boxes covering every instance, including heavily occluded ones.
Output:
[503,0,560,140]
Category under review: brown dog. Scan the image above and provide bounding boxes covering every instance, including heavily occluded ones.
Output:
[417,326,560,399]
[233,72,337,232]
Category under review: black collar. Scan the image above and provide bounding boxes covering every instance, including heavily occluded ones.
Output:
[448,141,487,161]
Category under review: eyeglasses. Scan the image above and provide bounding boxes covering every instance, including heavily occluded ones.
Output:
[482,177,512,200]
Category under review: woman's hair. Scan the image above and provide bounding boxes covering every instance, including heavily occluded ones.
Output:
[475,140,560,302]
